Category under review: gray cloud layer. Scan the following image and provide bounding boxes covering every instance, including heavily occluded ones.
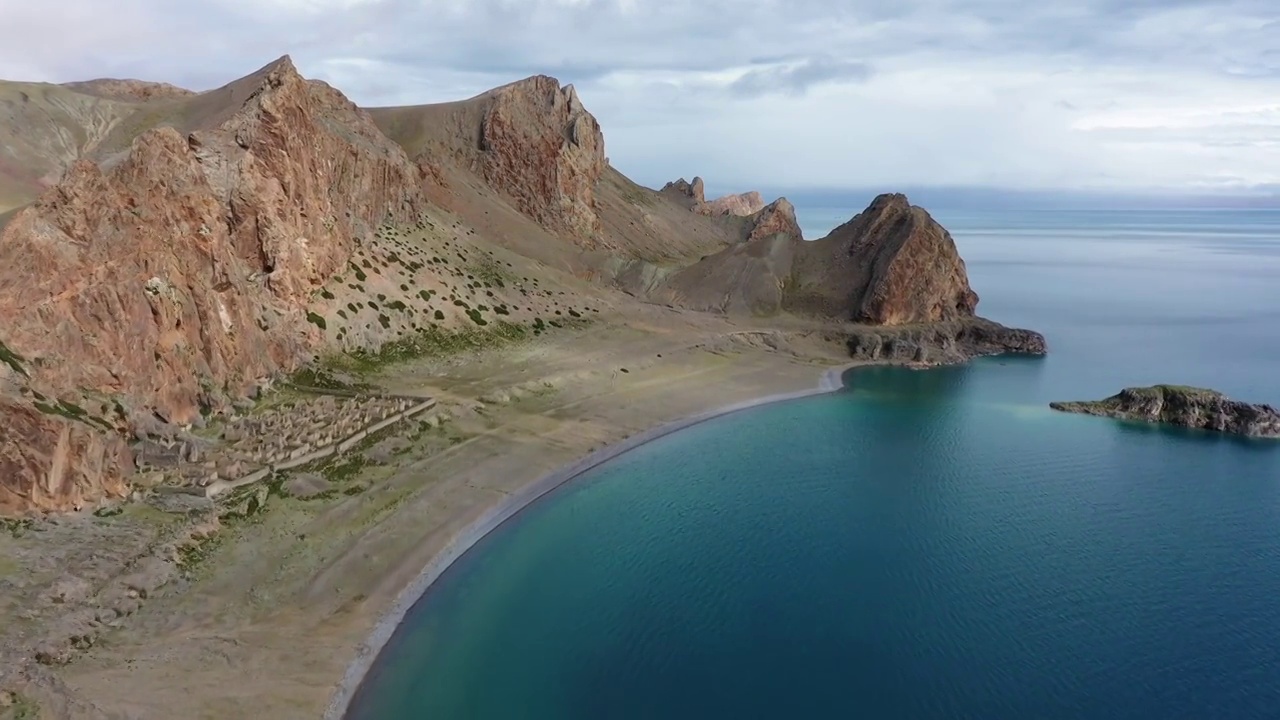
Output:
[1,0,1277,193]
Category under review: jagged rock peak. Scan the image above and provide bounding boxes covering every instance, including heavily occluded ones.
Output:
[228,55,302,95]
[786,192,979,325]
[860,192,914,219]
[660,177,769,219]
[483,75,585,114]
[745,197,802,242]
[248,55,309,98]
[474,73,606,239]
[845,192,978,324]
[260,54,298,76]
[661,176,706,203]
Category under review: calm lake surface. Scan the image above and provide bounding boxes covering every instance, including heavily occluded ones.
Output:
[347,206,1280,719]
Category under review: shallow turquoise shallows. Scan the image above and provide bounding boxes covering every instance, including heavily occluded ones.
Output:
[347,207,1280,720]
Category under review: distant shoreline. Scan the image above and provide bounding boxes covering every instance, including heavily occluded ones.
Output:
[323,361,855,719]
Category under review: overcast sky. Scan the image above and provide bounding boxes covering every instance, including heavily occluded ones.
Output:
[2,0,1278,196]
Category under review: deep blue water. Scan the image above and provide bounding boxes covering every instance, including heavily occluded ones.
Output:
[347,208,1280,719]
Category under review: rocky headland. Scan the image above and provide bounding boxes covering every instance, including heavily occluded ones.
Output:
[1050,385,1280,438]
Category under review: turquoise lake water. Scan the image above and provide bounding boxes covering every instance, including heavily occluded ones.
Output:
[347,206,1280,719]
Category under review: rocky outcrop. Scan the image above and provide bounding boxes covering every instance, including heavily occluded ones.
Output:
[0,55,429,513]
[844,318,1046,365]
[787,193,978,325]
[661,176,767,218]
[745,198,802,243]
[653,191,1044,357]
[1050,385,1280,438]
[660,176,705,204]
[0,398,133,515]
[475,76,605,240]
[370,76,606,243]
[695,191,767,218]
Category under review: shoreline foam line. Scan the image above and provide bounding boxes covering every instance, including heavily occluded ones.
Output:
[322,362,854,720]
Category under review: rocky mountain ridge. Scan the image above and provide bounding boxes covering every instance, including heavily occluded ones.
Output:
[660,176,767,217]
[0,56,1045,516]
[367,76,605,243]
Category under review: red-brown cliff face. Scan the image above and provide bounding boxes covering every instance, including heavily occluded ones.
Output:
[745,198,802,243]
[0,397,133,515]
[787,193,979,324]
[368,75,607,245]
[0,56,429,513]
[477,77,606,240]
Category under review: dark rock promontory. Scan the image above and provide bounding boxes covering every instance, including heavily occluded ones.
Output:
[1050,385,1280,438]
[844,317,1047,365]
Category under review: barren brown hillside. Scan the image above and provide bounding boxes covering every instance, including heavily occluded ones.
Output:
[0,82,141,211]
[368,80,747,268]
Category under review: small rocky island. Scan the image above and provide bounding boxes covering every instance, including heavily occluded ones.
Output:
[1050,385,1280,438]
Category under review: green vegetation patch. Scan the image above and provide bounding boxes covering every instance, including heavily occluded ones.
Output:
[468,254,512,288]
[287,366,374,393]
[92,504,124,518]
[176,532,225,575]
[2,517,35,539]
[348,261,368,282]
[2,690,40,720]
[0,337,27,376]
[330,321,531,373]
[32,397,113,430]
[306,311,327,330]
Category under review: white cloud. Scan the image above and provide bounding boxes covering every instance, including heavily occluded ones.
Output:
[0,0,1277,194]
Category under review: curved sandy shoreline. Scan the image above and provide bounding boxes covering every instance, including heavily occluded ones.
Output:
[322,362,853,719]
